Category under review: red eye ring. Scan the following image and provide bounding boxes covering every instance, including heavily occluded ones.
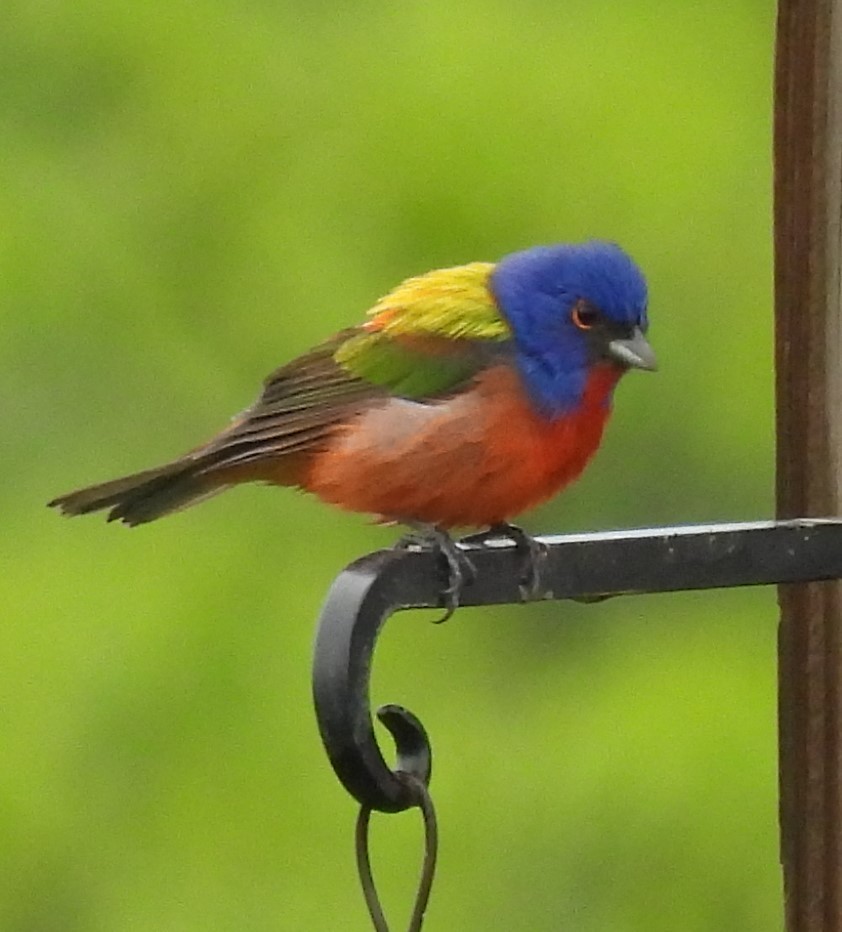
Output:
[572,301,599,330]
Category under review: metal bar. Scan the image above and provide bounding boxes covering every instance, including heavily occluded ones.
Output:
[775,1,842,928]
[313,519,842,813]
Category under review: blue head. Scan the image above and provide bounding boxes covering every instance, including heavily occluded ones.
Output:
[489,241,655,417]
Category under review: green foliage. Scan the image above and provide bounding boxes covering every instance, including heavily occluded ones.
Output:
[5,0,777,929]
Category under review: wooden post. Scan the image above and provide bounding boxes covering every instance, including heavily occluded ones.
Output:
[775,1,842,928]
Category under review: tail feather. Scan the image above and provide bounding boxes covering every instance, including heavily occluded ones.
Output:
[48,462,218,526]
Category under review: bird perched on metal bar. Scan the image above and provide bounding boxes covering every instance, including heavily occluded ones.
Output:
[50,241,655,610]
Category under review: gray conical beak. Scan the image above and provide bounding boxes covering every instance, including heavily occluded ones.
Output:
[607,327,657,371]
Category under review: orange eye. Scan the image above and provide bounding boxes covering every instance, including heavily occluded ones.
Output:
[572,302,600,330]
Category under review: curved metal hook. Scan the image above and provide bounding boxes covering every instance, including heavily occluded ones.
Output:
[312,547,443,812]
[312,520,842,811]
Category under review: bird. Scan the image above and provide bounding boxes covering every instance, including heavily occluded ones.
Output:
[49,241,655,610]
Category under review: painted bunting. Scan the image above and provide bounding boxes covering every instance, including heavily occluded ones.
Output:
[50,241,655,603]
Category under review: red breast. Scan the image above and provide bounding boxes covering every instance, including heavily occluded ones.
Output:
[300,363,622,528]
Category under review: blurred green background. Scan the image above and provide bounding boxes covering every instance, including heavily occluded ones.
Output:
[4,1,777,929]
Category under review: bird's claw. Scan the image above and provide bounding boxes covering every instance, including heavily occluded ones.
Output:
[396,522,548,617]
[396,525,476,622]
[435,537,476,623]
[458,522,548,601]
[492,523,548,601]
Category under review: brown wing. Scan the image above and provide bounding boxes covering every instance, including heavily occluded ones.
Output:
[48,333,384,525]
[194,331,387,473]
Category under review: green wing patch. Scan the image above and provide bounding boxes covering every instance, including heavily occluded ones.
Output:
[335,261,510,398]
[335,331,487,397]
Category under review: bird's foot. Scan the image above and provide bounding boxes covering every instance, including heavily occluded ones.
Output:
[396,524,476,623]
[460,522,548,601]
[494,523,549,600]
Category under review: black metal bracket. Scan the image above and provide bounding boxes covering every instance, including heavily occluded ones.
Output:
[312,519,842,813]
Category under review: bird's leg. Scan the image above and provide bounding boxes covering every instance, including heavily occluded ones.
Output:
[460,522,548,601]
[395,523,476,623]
[496,522,549,601]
